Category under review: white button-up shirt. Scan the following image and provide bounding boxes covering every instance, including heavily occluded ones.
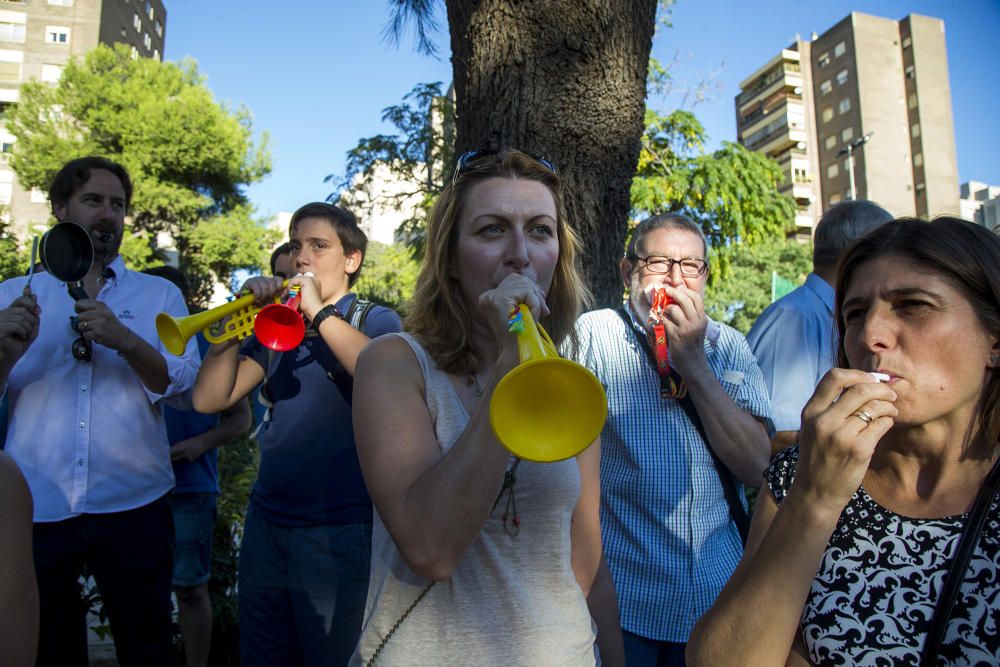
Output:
[0,256,200,522]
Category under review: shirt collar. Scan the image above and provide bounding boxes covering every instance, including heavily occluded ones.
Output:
[803,273,834,315]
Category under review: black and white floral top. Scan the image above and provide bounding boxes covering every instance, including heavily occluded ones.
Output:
[766,447,1000,666]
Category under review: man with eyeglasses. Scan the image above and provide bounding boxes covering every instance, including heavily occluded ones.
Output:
[569,212,773,665]
[0,156,199,666]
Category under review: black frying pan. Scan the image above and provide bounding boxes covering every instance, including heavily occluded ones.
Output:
[39,222,94,300]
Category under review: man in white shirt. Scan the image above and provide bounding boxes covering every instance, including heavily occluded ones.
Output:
[0,156,200,666]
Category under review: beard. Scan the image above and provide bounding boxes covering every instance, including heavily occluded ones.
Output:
[628,272,652,326]
[89,227,122,267]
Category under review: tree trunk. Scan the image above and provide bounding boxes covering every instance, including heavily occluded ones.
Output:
[445,0,657,309]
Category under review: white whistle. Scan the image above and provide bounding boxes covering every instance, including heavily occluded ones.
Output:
[869,372,890,383]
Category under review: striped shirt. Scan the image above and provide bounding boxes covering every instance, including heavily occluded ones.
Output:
[570,307,774,642]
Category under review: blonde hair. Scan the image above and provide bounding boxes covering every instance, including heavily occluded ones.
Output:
[406,149,590,375]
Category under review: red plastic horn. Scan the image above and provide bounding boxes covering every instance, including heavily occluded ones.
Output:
[254,293,305,352]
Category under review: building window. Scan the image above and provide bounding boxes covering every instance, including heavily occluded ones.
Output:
[822,107,834,123]
[911,122,921,138]
[143,32,151,49]
[838,97,851,114]
[824,135,837,150]
[836,69,848,86]
[130,45,138,59]
[905,65,915,80]
[155,19,162,37]
[834,41,847,58]
[913,152,923,167]
[908,92,918,109]
[133,13,141,31]
[827,163,839,179]
[0,60,19,83]
[820,80,832,95]
[818,52,830,68]
[41,63,62,83]
[0,22,26,44]
[902,36,912,49]
[153,48,159,60]
[829,193,842,205]
[30,187,47,203]
[842,158,852,172]
[841,126,854,142]
[145,0,153,19]
[45,26,70,44]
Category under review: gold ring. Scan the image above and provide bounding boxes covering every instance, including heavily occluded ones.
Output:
[852,410,874,425]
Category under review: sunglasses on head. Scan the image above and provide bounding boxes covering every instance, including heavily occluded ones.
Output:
[451,149,557,186]
[69,316,92,362]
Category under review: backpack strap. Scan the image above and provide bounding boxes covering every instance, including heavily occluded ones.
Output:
[346,298,375,332]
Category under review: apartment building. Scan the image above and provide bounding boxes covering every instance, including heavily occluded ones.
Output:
[0,0,165,236]
[736,12,959,236]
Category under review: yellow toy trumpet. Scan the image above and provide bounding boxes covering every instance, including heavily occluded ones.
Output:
[489,304,608,462]
[156,282,299,356]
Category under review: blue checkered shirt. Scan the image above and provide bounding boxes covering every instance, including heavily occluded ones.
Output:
[570,307,774,642]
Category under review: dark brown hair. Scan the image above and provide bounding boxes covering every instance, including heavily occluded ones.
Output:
[288,202,367,287]
[49,156,133,212]
[835,217,1000,446]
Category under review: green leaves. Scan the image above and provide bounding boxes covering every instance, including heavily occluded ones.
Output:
[704,237,812,334]
[631,108,796,250]
[353,241,420,312]
[5,44,273,306]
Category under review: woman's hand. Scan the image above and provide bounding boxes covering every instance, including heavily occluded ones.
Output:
[478,273,549,363]
[238,276,286,308]
[794,368,898,515]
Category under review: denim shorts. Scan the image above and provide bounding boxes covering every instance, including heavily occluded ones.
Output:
[170,492,217,587]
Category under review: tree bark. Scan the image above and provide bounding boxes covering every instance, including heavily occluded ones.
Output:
[445,0,657,309]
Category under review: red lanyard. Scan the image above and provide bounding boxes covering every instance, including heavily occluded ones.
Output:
[650,289,670,378]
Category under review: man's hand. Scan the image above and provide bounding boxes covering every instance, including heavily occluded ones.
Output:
[74,299,132,352]
[170,436,208,464]
[0,287,41,369]
[661,284,709,377]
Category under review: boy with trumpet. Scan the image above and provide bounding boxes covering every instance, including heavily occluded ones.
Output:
[192,202,401,666]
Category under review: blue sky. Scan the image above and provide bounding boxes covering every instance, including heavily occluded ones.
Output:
[165,1,1000,220]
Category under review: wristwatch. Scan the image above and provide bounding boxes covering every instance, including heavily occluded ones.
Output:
[311,304,343,331]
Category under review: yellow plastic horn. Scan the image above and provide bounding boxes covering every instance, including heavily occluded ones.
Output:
[156,291,278,356]
[489,304,608,463]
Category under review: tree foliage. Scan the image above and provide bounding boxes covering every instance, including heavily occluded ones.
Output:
[704,236,812,334]
[631,107,797,253]
[353,241,420,313]
[0,216,29,282]
[5,44,274,305]
[332,82,453,258]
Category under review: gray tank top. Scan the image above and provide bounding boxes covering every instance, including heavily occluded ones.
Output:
[350,333,598,666]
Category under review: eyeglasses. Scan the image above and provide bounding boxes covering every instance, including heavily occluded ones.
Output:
[451,149,557,186]
[69,316,92,362]
[630,255,708,277]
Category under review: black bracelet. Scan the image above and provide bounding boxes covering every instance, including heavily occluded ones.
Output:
[311,304,343,331]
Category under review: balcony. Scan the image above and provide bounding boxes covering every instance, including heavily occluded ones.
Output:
[737,65,803,109]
